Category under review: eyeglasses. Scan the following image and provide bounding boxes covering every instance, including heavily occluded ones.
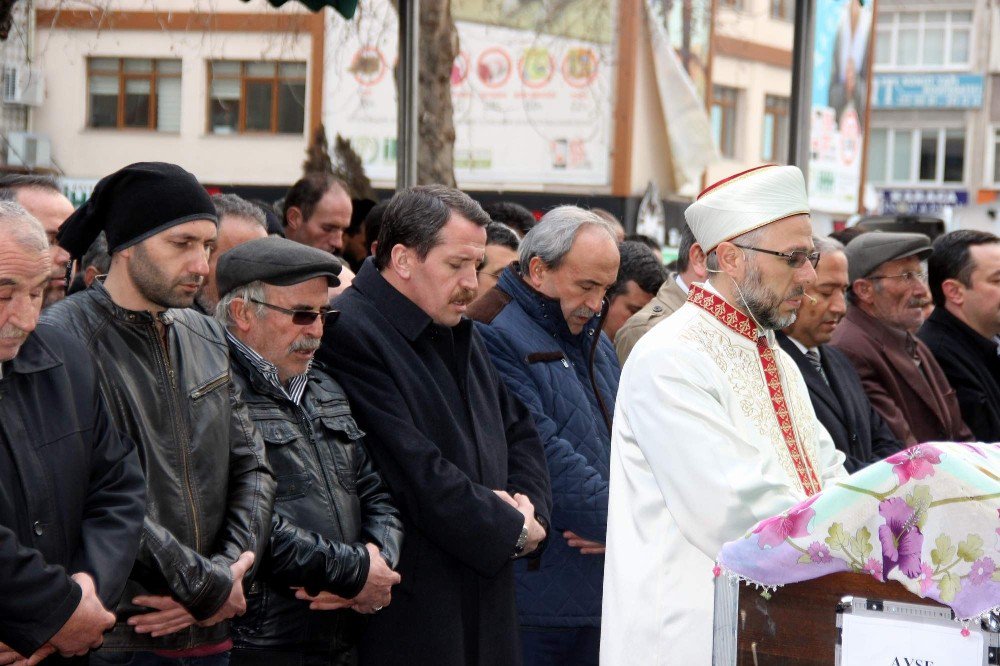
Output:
[732,244,821,269]
[249,299,339,326]
[867,271,928,285]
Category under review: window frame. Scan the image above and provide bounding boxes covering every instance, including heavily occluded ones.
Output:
[711,85,740,160]
[86,57,181,132]
[761,94,790,163]
[768,0,793,22]
[985,125,1000,187]
[206,60,308,136]
[874,8,974,72]
[867,125,968,187]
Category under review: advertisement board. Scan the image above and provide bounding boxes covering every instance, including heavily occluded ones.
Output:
[872,73,984,109]
[807,0,872,215]
[324,0,616,187]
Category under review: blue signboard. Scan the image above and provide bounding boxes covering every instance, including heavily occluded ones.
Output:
[881,188,969,215]
[873,74,983,109]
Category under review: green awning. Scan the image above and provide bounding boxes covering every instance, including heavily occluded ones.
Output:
[244,0,358,19]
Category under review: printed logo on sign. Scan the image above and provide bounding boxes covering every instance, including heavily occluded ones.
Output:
[562,47,599,88]
[519,48,555,88]
[451,52,470,86]
[349,46,387,87]
[888,659,934,666]
[477,47,512,88]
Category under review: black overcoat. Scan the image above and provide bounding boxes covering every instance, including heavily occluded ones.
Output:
[919,306,1000,442]
[0,325,145,656]
[778,332,904,472]
[316,260,552,666]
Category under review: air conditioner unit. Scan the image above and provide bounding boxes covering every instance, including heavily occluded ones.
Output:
[2,63,44,106]
[5,132,52,169]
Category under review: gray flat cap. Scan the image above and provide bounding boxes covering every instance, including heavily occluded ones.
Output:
[216,236,341,298]
[845,231,932,283]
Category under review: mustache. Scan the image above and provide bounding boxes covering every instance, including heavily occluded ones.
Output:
[571,306,598,320]
[909,298,931,308]
[289,338,321,353]
[0,324,28,340]
[450,287,477,305]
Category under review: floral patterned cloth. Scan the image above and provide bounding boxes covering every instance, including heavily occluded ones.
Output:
[717,442,1000,621]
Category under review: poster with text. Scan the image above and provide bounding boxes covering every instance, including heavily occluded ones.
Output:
[324,0,617,187]
[807,0,872,215]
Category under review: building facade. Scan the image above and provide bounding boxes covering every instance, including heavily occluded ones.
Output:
[866,0,990,219]
[31,0,323,188]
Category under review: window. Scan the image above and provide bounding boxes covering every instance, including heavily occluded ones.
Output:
[87,58,181,131]
[769,0,793,21]
[711,85,739,159]
[989,128,1000,184]
[875,10,972,70]
[866,127,966,185]
[208,61,306,135]
[761,95,789,162]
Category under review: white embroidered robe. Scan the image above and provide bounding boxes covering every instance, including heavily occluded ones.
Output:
[600,283,847,665]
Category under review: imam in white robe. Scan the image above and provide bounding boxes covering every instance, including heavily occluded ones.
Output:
[601,282,847,665]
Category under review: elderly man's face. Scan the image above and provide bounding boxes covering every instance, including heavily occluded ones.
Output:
[733,214,817,330]
[240,278,330,383]
[863,255,930,332]
[527,226,620,335]
[15,187,74,307]
[784,250,849,347]
[0,233,51,362]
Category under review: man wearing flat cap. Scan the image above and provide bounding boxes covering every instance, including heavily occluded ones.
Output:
[40,162,275,666]
[212,237,403,665]
[602,165,847,664]
[831,231,972,444]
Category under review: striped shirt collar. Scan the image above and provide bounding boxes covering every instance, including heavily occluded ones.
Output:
[226,331,309,405]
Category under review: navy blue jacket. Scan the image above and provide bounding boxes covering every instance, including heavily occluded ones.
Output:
[469,266,620,628]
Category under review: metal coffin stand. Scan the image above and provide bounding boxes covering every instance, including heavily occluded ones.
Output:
[712,573,999,665]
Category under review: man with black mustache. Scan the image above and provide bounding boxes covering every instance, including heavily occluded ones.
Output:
[213,237,403,665]
[316,185,552,666]
[778,235,904,471]
[831,231,972,444]
[467,206,620,666]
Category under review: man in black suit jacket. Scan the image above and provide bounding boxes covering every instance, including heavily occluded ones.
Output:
[919,230,1000,441]
[780,236,903,471]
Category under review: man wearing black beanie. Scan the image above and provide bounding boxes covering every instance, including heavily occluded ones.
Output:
[40,162,275,666]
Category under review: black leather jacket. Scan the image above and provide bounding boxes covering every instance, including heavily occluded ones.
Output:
[39,283,275,651]
[226,340,402,656]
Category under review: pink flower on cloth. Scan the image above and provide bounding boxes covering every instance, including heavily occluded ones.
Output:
[864,557,884,582]
[752,495,819,548]
[885,445,943,484]
[879,498,924,579]
[808,542,833,563]
[919,563,935,595]
[969,557,996,586]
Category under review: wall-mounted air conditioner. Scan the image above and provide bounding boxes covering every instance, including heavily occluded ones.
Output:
[5,132,52,169]
[2,63,44,106]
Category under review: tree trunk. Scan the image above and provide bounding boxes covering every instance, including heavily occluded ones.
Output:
[415,0,458,186]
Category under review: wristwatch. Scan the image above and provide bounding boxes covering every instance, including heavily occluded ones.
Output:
[512,522,529,559]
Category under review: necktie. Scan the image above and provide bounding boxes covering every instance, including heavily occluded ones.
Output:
[806,349,830,386]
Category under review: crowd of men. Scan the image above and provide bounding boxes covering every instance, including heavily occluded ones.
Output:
[0,161,998,666]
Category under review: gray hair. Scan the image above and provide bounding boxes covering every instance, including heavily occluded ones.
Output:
[705,227,766,272]
[212,193,267,230]
[214,280,267,328]
[814,235,844,255]
[518,205,617,271]
[0,200,48,253]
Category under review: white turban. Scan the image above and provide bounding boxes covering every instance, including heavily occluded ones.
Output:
[684,165,809,253]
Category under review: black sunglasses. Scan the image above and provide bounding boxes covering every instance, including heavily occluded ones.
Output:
[249,299,339,326]
[732,244,821,269]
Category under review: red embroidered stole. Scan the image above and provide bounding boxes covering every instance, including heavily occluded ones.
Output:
[687,284,821,496]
